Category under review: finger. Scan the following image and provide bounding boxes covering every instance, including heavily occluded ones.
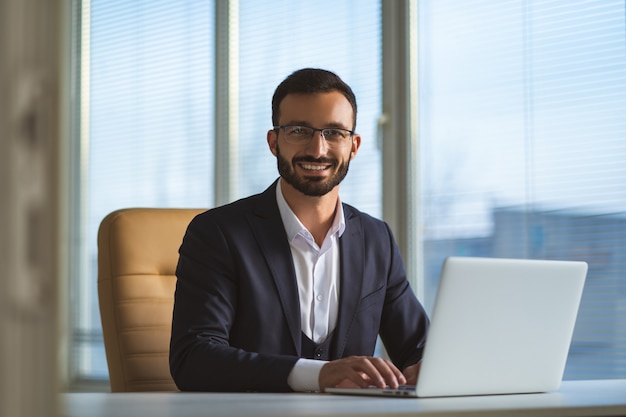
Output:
[319,359,374,391]
[367,357,405,388]
[340,372,373,389]
[350,357,401,388]
[335,377,364,389]
[354,358,387,388]
[386,359,407,385]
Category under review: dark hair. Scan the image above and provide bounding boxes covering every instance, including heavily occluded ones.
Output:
[271,68,358,130]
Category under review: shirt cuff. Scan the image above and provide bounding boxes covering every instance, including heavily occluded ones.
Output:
[287,358,327,392]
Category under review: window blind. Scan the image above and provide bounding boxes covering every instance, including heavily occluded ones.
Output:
[418,0,626,379]
[76,0,214,379]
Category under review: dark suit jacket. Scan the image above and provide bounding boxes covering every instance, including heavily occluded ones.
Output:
[169,181,429,392]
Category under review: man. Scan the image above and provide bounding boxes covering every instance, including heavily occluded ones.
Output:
[170,68,429,392]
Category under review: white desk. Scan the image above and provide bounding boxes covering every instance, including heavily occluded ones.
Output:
[62,379,626,417]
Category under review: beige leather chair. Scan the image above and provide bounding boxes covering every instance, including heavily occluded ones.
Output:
[97,207,205,392]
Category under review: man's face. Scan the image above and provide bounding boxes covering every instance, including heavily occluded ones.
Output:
[268,91,361,197]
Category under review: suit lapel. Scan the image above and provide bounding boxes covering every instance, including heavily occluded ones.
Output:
[247,182,302,355]
[333,206,364,357]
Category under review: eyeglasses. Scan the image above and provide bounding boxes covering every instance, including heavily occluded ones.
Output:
[273,125,355,146]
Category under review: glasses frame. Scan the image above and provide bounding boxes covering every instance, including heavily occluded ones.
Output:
[273,125,355,146]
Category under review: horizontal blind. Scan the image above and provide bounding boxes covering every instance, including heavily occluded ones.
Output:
[418,0,626,379]
[78,0,214,379]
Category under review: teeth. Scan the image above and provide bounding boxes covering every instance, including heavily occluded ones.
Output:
[301,164,327,171]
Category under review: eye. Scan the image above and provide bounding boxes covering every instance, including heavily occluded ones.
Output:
[287,126,311,137]
[323,128,347,140]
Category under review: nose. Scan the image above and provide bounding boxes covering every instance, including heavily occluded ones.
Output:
[306,129,329,156]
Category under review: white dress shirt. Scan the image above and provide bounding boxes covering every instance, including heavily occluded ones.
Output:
[275,182,345,391]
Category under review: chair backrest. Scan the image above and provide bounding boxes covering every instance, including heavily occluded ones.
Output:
[97,207,205,392]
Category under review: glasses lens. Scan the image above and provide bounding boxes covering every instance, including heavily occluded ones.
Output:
[287,126,313,137]
[322,128,349,142]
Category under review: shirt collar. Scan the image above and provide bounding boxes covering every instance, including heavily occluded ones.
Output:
[276,180,346,243]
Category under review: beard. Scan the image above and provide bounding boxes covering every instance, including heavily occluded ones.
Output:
[276,144,350,197]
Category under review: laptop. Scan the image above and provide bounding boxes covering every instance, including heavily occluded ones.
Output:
[327,256,588,398]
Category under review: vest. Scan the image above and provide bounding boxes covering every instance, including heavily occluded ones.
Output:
[301,332,334,360]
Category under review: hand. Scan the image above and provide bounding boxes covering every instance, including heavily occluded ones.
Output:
[318,356,406,392]
[402,360,422,386]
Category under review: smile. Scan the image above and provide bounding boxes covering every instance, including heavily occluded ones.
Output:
[300,163,330,171]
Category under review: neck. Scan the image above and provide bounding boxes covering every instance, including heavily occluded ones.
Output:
[280,179,339,246]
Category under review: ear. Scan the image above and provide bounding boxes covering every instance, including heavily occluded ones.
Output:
[349,133,361,160]
[267,129,278,156]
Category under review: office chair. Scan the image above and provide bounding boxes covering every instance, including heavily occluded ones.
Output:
[97,207,205,392]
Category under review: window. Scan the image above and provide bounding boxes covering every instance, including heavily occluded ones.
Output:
[418,0,626,379]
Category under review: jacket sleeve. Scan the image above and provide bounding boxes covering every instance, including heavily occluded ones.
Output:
[377,222,430,370]
[169,213,299,392]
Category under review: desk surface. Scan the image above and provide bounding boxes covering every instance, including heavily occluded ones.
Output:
[62,379,626,417]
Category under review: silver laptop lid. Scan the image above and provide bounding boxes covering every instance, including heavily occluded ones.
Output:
[416,257,587,397]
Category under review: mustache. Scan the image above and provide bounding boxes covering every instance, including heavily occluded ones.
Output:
[292,156,337,165]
